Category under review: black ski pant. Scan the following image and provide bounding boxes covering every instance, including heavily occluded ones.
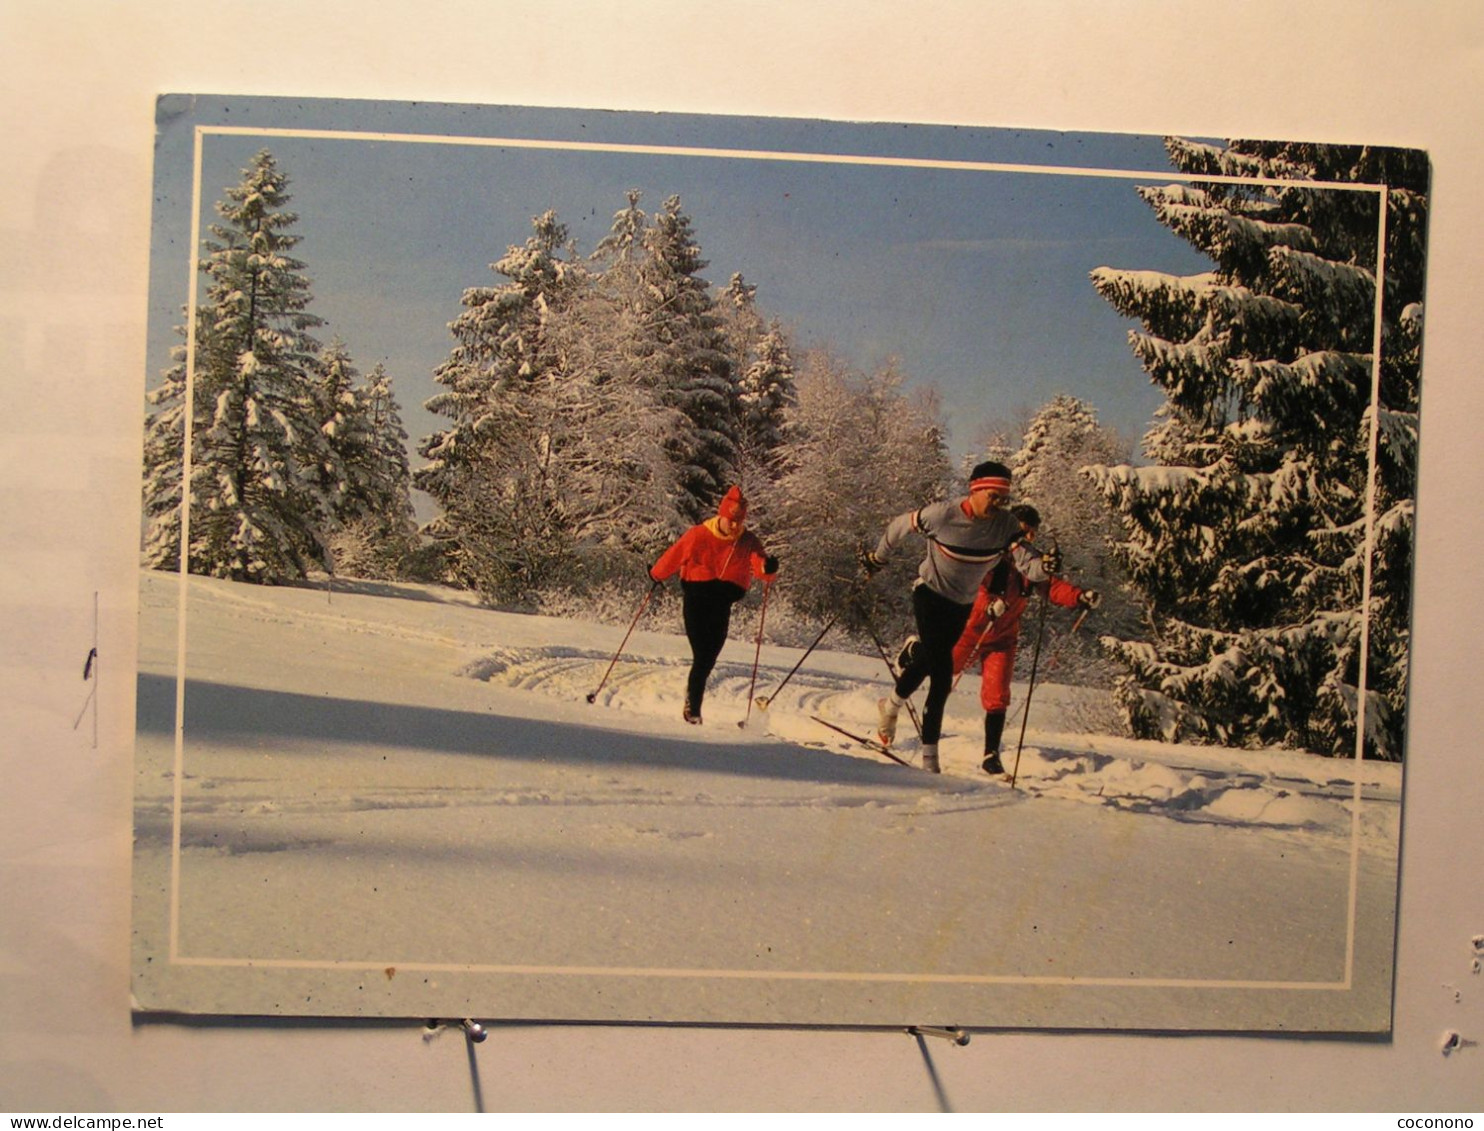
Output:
[682,580,744,715]
[894,583,974,745]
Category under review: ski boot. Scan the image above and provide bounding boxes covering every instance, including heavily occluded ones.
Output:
[982,711,1007,774]
[920,743,940,774]
[876,696,901,747]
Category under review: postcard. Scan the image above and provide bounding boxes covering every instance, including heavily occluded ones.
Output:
[132,94,1421,1029]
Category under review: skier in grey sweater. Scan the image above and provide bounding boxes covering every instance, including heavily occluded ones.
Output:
[860,460,1023,772]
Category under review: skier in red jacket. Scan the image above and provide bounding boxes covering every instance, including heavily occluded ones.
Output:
[948,504,1099,775]
[650,486,778,724]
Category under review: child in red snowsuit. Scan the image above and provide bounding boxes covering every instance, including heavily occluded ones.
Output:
[650,486,778,724]
[950,504,1098,775]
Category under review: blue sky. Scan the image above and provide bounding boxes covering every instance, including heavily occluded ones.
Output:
[147,95,1214,465]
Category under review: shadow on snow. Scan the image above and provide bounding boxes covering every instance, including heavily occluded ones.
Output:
[136,672,946,791]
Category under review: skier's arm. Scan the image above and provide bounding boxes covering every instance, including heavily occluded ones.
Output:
[1018,543,1085,608]
[747,534,779,583]
[1017,543,1051,584]
[1046,576,1084,608]
[1015,544,1083,607]
[649,528,695,581]
[872,504,935,562]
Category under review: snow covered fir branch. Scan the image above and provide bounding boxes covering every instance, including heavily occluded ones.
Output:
[1085,140,1426,761]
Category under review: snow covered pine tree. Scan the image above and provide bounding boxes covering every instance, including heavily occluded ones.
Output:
[716,272,798,487]
[417,211,593,600]
[142,150,338,582]
[628,195,741,523]
[1086,141,1427,760]
[321,354,421,580]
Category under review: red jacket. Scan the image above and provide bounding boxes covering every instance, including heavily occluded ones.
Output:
[650,518,776,591]
[952,546,1082,670]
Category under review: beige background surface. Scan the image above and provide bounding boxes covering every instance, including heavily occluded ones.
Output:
[3,0,1482,1113]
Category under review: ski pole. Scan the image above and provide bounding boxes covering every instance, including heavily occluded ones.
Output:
[738,581,772,728]
[952,603,1003,691]
[1008,588,1050,790]
[1044,605,1090,674]
[755,607,840,709]
[586,580,660,704]
[857,607,923,740]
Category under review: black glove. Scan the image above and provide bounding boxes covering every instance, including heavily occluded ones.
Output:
[1040,546,1062,576]
[763,555,779,575]
[1077,588,1101,609]
[857,546,885,578]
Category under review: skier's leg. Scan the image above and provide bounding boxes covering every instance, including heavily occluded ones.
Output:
[890,593,926,700]
[690,613,729,717]
[883,588,931,746]
[912,588,974,769]
[894,585,965,700]
[983,710,1008,752]
[919,643,958,745]
[882,586,932,746]
[981,711,1008,775]
[682,587,731,721]
[895,636,917,673]
[980,640,1015,774]
[681,590,705,719]
[979,643,1014,714]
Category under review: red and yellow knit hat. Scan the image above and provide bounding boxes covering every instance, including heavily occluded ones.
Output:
[718,485,748,522]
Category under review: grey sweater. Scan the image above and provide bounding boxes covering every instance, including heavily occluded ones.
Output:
[874,499,1024,605]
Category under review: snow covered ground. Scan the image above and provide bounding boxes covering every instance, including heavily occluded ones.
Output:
[131,569,1403,1032]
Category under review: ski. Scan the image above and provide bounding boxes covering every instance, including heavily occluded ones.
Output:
[809,715,918,770]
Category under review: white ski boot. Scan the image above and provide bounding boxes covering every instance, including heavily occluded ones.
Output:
[876,696,901,747]
[920,743,940,774]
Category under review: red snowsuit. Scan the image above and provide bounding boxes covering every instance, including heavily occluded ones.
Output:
[650,489,777,719]
[951,546,1083,712]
